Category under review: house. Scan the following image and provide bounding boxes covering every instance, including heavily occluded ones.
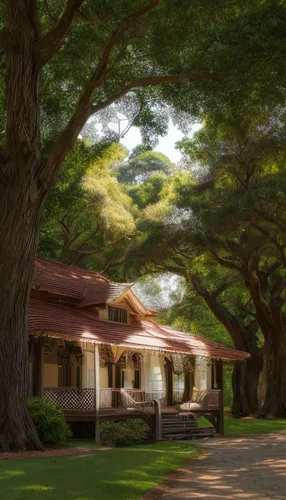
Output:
[28,258,249,438]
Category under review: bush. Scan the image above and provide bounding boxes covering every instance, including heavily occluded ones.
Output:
[99,421,127,446]
[100,419,148,447]
[28,397,72,446]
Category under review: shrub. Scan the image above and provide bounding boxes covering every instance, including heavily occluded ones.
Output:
[100,419,148,447]
[28,397,72,446]
[99,421,127,446]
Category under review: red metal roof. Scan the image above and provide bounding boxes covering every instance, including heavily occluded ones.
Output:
[33,258,131,306]
[28,299,250,360]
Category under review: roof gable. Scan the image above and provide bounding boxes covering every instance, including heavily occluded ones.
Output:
[33,258,132,307]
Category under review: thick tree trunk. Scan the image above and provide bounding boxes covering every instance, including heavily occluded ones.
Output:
[231,354,263,417]
[258,336,286,418]
[244,271,286,417]
[0,1,44,451]
[190,278,262,416]
[0,181,44,451]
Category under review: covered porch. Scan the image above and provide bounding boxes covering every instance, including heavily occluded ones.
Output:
[29,334,225,437]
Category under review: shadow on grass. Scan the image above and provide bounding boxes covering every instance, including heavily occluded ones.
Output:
[0,442,197,500]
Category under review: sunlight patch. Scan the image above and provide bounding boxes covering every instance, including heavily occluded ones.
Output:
[20,484,55,491]
[4,470,25,476]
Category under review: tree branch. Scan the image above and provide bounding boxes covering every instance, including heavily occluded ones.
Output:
[189,274,258,352]
[36,0,85,67]
[251,223,286,266]
[69,235,129,256]
[90,71,222,116]
[254,210,286,231]
[209,249,242,272]
[40,68,221,193]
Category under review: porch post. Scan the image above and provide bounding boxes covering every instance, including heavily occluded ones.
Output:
[165,357,173,406]
[211,359,215,389]
[216,359,224,435]
[94,343,100,443]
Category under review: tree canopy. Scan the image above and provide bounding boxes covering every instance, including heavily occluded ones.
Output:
[120,111,286,417]
[116,150,173,185]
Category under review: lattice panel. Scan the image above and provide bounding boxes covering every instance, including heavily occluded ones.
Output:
[44,388,95,410]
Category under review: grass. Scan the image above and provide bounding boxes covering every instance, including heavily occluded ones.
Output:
[0,442,197,500]
[197,416,286,435]
[224,417,286,435]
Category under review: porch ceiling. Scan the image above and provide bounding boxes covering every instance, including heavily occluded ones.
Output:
[29,298,250,361]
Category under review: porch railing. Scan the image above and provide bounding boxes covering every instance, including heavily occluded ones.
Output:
[44,387,162,411]
[44,387,95,410]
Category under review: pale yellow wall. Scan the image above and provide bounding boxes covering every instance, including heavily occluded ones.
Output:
[100,367,109,388]
[44,343,58,387]
[98,308,108,320]
[44,344,58,364]
[44,363,58,387]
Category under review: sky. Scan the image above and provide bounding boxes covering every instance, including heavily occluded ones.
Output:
[111,120,202,163]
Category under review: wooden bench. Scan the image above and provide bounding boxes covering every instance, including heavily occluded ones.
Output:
[177,390,223,435]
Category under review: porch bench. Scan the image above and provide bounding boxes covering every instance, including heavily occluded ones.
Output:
[178,389,220,411]
[177,389,223,435]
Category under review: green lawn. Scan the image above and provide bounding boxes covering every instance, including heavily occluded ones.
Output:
[198,416,286,435]
[0,442,197,500]
[224,417,286,435]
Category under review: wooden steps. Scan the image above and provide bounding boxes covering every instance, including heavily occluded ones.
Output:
[162,413,215,440]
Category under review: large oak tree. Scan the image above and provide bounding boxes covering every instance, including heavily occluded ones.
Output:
[126,114,285,417]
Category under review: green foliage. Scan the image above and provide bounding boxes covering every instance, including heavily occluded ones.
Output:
[39,144,175,279]
[116,151,173,185]
[99,419,148,447]
[129,144,152,159]
[28,397,72,446]
[39,140,134,271]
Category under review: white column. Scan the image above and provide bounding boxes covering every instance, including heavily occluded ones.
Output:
[94,343,100,443]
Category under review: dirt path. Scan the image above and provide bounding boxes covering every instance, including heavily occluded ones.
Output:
[143,432,286,500]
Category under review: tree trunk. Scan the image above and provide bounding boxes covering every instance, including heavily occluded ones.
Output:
[258,336,286,418]
[190,278,262,416]
[0,182,43,451]
[244,271,286,417]
[0,0,44,451]
[231,354,263,418]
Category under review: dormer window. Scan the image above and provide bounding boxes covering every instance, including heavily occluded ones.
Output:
[108,306,128,324]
